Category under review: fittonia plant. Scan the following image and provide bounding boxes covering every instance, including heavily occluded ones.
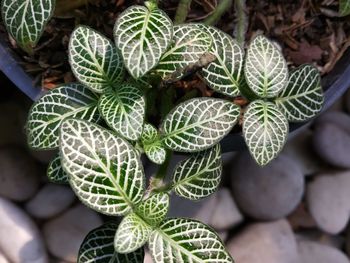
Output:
[3,0,325,262]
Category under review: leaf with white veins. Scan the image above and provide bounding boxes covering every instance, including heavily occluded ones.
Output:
[275,64,323,122]
[78,222,144,263]
[135,193,169,226]
[114,213,152,254]
[69,26,125,93]
[60,119,145,215]
[141,123,167,164]
[195,24,244,97]
[114,4,173,79]
[27,83,99,150]
[1,0,55,53]
[173,144,222,200]
[245,35,288,98]
[161,98,240,152]
[149,218,233,263]
[98,84,146,141]
[156,24,212,78]
[243,100,288,166]
[47,154,68,184]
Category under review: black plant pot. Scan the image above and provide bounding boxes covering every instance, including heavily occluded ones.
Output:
[1,38,350,153]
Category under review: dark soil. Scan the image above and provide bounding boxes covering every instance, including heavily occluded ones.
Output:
[0,0,349,90]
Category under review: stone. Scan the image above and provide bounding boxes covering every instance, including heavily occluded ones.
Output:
[0,197,48,263]
[226,219,299,263]
[282,129,326,175]
[346,227,350,257]
[0,147,39,201]
[195,188,243,230]
[315,111,350,134]
[296,230,345,249]
[230,152,304,220]
[0,102,26,147]
[307,171,350,234]
[26,184,76,219]
[313,123,350,168]
[298,240,350,263]
[0,252,9,263]
[288,203,316,229]
[168,194,207,218]
[43,204,102,262]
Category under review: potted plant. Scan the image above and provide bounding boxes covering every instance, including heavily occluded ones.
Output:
[1,0,350,261]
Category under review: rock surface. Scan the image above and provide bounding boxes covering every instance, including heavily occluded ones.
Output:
[43,204,102,262]
[0,147,39,201]
[313,123,350,168]
[195,188,243,230]
[227,219,299,263]
[0,197,48,263]
[282,129,326,175]
[26,184,75,219]
[231,152,304,220]
[298,240,350,263]
[0,253,9,263]
[307,171,350,234]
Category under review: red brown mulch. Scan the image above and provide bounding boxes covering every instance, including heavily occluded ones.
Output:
[0,0,349,90]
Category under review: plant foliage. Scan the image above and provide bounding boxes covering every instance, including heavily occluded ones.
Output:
[19,1,326,262]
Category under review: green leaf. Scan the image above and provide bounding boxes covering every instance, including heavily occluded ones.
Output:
[1,0,55,53]
[141,124,167,164]
[195,24,244,97]
[114,213,152,254]
[160,98,240,152]
[69,26,125,93]
[27,83,99,150]
[98,84,146,141]
[172,144,222,200]
[243,100,289,166]
[149,218,234,263]
[245,35,288,98]
[60,119,145,216]
[141,123,158,143]
[340,0,350,16]
[78,222,144,263]
[145,144,167,165]
[114,4,173,79]
[275,64,324,122]
[135,193,169,226]
[155,24,212,78]
[47,154,69,184]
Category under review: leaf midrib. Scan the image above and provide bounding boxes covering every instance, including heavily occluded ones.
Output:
[155,228,205,262]
[173,158,217,190]
[275,86,320,103]
[30,102,97,134]
[161,105,236,141]
[66,121,134,209]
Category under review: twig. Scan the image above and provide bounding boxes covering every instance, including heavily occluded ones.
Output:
[234,0,247,46]
[174,0,193,24]
[161,52,216,85]
[204,0,233,25]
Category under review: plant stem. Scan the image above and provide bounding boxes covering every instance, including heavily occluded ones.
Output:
[234,0,247,46]
[204,0,233,25]
[174,0,193,24]
[154,151,172,181]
